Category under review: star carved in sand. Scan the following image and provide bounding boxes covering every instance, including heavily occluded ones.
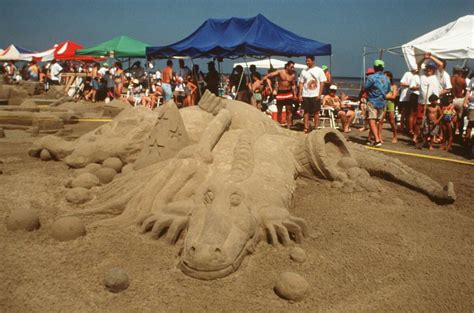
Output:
[169,127,182,140]
[149,138,165,156]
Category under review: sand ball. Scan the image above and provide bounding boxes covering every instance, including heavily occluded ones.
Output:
[30,126,39,137]
[347,167,363,179]
[65,187,92,204]
[337,157,358,170]
[393,198,404,206]
[290,247,307,263]
[6,207,40,231]
[40,149,52,161]
[331,181,343,189]
[369,192,381,199]
[50,216,86,241]
[71,172,100,189]
[0,128,5,138]
[84,163,102,174]
[96,167,117,184]
[121,163,134,175]
[103,157,123,173]
[274,272,309,302]
[104,268,129,293]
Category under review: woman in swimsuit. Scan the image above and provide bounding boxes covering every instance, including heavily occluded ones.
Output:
[113,62,124,99]
[381,71,399,143]
[440,102,456,151]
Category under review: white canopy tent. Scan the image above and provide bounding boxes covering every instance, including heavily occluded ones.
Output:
[0,44,56,62]
[233,58,306,70]
[401,15,474,70]
[0,45,32,61]
[20,46,56,62]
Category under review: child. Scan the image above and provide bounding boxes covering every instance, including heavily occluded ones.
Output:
[424,94,442,150]
[440,97,456,151]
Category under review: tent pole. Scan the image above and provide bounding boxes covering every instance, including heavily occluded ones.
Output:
[363,46,366,85]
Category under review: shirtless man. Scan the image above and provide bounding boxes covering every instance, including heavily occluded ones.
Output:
[323,85,355,132]
[162,60,174,103]
[263,61,297,128]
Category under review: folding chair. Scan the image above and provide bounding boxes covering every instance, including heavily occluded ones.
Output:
[319,106,337,129]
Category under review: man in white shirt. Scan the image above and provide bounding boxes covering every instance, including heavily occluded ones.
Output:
[399,68,417,132]
[414,60,441,143]
[98,63,109,77]
[49,59,63,85]
[298,56,327,133]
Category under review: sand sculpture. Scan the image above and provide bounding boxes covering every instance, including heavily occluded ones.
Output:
[29,91,455,280]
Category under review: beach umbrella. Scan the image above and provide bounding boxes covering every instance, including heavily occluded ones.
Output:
[76,35,149,58]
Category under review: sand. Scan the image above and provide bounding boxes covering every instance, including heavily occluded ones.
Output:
[0,121,473,312]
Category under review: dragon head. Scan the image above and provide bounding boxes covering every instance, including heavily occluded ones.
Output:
[179,180,258,280]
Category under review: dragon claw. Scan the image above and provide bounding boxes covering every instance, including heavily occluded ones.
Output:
[261,207,308,246]
[139,212,189,244]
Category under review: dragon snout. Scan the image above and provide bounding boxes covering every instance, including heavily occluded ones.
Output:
[183,243,227,269]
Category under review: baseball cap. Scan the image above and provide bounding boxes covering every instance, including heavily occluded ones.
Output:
[453,65,463,72]
[374,59,385,67]
[366,67,375,75]
[103,63,109,67]
[321,65,328,71]
[425,61,437,69]
[329,84,337,91]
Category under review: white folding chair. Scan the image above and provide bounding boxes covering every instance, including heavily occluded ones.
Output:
[319,106,337,129]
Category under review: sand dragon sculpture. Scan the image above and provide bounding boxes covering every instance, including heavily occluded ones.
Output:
[29,91,456,280]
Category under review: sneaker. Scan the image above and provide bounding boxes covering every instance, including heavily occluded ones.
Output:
[374,142,382,147]
[366,141,373,146]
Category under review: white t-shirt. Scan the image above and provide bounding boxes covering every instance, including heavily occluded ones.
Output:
[436,69,452,90]
[419,74,441,104]
[409,74,420,95]
[50,63,63,81]
[98,67,108,77]
[399,71,413,102]
[299,66,327,98]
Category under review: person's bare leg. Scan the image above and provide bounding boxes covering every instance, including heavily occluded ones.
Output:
[379,112,386,143]
[389,111,397,143]
[313,111,320,130]
[447,123,453,151]
[408,112,416,135]
[369,119,380,143]
[346,111,355,132]
[338,111,346,131]
[286,105,293,128]
[414,120,421,144]
[277,106,283,125]
[303,112,310,133]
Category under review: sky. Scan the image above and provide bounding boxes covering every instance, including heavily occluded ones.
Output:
[1,0,473,78]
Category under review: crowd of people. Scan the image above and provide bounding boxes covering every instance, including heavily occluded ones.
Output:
[360,53,473,152]
[2,53,473,155]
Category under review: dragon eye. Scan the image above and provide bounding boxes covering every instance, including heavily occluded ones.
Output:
[204,190,214,204]
[230,192,242,206]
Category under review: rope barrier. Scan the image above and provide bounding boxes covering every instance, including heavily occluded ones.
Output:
[366,146,474,166]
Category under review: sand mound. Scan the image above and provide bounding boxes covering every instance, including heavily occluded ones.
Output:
[29,106,158,167]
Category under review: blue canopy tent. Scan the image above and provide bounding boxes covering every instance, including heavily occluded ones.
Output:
[146,14,331,59]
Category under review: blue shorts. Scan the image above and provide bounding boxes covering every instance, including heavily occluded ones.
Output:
[162,83,172,102]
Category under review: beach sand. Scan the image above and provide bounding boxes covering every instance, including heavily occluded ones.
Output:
[0,123,472,312]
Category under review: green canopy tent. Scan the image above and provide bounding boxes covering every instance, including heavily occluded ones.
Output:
[75,35,149,58]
